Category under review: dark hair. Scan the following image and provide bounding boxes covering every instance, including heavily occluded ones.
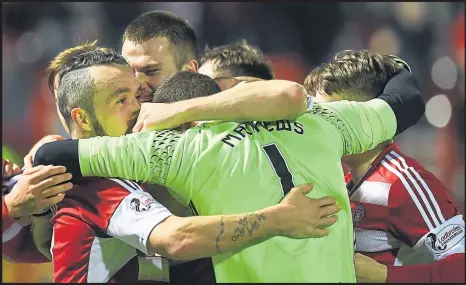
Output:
[200,40,274,80]
[123,11,198,69]
[46,40,111,95]
[153,71,221,103]
[55,49,129,131]
[304,50,410,101]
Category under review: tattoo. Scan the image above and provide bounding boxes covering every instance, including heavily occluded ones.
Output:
[231,213,267,242]
[215,216,225,253]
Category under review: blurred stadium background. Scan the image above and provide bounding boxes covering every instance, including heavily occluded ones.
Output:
[2,2,464,282]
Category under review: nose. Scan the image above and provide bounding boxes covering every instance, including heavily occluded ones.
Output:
[130,94,141,112]
[135,72,154,102]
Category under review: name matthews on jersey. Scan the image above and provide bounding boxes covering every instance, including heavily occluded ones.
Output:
[221,120,304,147]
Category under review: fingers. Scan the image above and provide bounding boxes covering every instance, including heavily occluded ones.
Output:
[290,183,314,196]
[316,196,337,207]
[30,165,67,183]
[319,204,341,218]
[11,163,22,176]
[140,120,154,132]
[24,154,34,169]
[132,120,144,133]
[36,172,73,192]
[317,215,338,228]
[41,182,73,198]
[41,193,65,207]
[22,165,45,175]
[310,228,329,238]
[3,160,22,179]
[4,162,12,178]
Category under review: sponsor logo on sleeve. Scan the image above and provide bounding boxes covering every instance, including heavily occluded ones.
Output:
[425,224,465,254]
[129,196,158,213]
[352,204,365,226]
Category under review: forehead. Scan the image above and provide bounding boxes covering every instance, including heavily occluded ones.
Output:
[122,37,175,69]
[88,64,139,91]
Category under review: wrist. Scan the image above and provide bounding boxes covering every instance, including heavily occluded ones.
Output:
[175,97,205,124]
[3,193,20,219]
[260,205,285,237]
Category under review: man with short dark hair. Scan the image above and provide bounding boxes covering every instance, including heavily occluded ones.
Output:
[305,50,465,283]
[122,11,199,102]
[199,40,274,90]
[152,71,221,104]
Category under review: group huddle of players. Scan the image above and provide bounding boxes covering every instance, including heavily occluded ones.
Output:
[2,10,465,283]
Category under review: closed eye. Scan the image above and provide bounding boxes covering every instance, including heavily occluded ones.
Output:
[145,69,161,76]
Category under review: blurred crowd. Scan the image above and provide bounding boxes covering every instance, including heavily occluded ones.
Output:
[2,2,464,282]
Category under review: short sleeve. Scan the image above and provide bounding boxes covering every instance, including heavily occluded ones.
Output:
[107,191,173,255]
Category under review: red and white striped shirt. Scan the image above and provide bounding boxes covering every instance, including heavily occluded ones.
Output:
[349,143,465,282]
[2,176,49,263]
[51,178,173,283]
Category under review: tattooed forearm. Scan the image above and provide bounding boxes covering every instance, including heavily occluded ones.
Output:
[215,216,225,253]
[231,213,267,242]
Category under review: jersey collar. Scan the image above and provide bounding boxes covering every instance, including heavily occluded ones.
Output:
[346,142,399,194]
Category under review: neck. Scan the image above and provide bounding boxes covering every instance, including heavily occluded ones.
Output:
[345,142,391,183]
[71,129,92,139]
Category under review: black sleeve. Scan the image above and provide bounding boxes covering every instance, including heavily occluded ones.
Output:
[378,70,425,136]
[33,140,83,180]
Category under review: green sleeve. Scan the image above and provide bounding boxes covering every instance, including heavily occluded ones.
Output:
[309,98,397,156]
[78,130,184,186]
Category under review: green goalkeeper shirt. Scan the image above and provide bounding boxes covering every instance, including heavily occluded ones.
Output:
[78,99,396,283]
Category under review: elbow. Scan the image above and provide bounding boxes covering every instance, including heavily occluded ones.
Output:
[159,230,195,261]
[281,82,308,119]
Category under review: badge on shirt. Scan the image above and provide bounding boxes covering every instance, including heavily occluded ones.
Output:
[352,204,365,226]
[129,195,158,214]
[425,223,465,254]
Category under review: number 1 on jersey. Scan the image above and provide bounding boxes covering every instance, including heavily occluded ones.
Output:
[262,144,296,197]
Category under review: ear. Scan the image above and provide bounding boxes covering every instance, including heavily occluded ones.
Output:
[181,59,199,73]
[70,108,93,132]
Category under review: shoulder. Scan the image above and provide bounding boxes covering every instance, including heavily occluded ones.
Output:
[53,178,147,229]
[380,148,461,232]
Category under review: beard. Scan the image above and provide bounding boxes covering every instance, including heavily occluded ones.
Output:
[92,118,109,137]
[125,116,138,135]
[90,110,139,137]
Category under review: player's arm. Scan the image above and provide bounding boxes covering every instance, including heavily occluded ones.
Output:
[33,130,182,185]
[386,170,464,283]
[357,169,465,283]
[312,70,424,155]
[134,80,309,131]
[109,184,340,261]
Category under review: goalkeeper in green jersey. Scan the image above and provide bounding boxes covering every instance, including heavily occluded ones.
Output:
[35,58,424,282]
